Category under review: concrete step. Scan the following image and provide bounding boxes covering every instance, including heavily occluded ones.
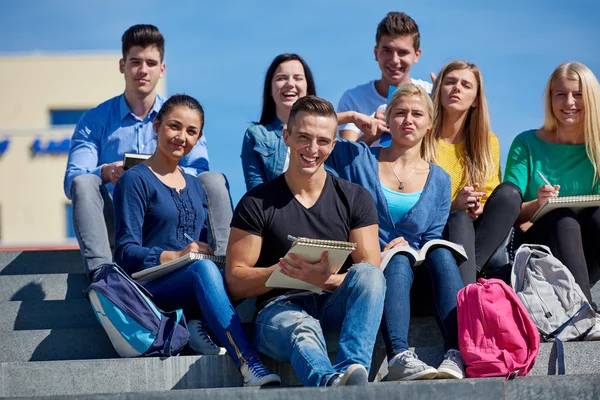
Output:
[32,375,600,400]
[1,343,599,398]
[0,250,83,275]
[0,318,441,362]
[0,299,100,331]
[0,273,88,301]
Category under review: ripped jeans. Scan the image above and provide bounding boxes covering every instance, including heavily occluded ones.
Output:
[253,263,385,387]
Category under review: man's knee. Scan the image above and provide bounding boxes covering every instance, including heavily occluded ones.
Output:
[347,262,386,295]
[71,174,104,201]
[197,171,230,190]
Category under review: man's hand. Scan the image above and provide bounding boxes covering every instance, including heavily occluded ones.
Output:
[101,161,125,185]
[353,112,389,138]
[279,251,332,289]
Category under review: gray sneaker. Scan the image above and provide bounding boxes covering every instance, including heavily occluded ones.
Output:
[384,350,437,381]
[187,319,226,355]
[437,349,465,379]
[327,364,368,387]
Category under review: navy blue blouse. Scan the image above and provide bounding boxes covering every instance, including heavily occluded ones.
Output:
[113,163,209,274]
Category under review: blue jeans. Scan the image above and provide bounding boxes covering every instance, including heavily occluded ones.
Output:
[253,263,385,386]
[143,260,255,367]
[197,172,234,257]
[381,248,464,359]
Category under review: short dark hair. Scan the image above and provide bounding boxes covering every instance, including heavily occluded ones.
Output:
[376,12,420,51]
[258,53,317,125]
[122,24,165,61]
[287,95,338,132]
[155,94,204,131]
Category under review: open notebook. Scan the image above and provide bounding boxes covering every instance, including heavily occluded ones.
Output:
[265,236,357,294]
[531,195,600,222]
[131,253,225,283]
[380,239,467,271]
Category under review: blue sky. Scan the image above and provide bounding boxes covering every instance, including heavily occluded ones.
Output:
[1,0,599,204]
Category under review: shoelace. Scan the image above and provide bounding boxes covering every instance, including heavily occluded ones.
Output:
[246,356,271,378]
[398,350,423,367]
[444,349,462,364]
[195,321,216,346]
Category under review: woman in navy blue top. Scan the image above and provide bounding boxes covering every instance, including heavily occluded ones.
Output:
[113,95,279,387]
[326,84,465,381]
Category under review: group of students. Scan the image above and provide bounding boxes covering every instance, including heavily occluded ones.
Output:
[64,12,600,388]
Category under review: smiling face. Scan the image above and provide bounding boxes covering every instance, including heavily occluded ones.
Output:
[440,68,479,113]
[283,112,337,176]
[551,78,584,127]
[271,60,308,117]
[388,95,432,148]
[120,45,165,97]
[153,106,203,162]
[374,34,421,87]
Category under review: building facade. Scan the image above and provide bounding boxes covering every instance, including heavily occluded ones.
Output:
[0,53,166,244]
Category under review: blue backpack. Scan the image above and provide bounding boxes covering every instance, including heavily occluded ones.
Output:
[86,264,190,357]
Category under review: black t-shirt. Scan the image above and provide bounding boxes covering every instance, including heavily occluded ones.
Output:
[231,173,379,308]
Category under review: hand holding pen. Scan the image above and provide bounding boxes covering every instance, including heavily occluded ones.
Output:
[181,232,213,256]
[536,170,561,207]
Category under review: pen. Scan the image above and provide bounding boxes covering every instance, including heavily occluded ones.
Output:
[184,233,195,242]
[287,235,298,242]
[536,170,553,187]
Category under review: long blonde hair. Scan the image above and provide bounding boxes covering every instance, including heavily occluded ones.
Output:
[428,60,494,187]
[542,62,600,185]
[384,83,435,158]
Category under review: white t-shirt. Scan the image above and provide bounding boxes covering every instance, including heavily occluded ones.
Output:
[337,78,433,136]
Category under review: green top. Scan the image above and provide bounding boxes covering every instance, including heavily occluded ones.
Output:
[504,129,599,202]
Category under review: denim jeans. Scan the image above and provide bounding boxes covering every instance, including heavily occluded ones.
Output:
[197,172,234,257]
[381,248,464,359]
[143,259,256,367]
[253,263,385,386]
[71,174,115,280]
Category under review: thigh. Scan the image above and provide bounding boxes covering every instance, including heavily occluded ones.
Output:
[254,295,323,362]
[143,266,202,318]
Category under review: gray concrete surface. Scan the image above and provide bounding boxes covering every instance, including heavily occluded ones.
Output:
[0,250,83,275]
[0,299,99,331]
[0,273,88,301]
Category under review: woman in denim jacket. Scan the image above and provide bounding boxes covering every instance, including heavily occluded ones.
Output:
[326,84,465,381]
[241,53,386,191]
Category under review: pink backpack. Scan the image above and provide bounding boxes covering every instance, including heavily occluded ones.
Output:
[457,278,540,378]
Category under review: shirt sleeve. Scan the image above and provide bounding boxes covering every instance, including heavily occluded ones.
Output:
[230,193,265,237]
[350,186,379,229]
[240,126,267,191]
[113,170,164,274]
[420,169,452,245]
[63,110,104,199]
[337,91,360,133]
[503,134,530,197]
[180,134,210,175]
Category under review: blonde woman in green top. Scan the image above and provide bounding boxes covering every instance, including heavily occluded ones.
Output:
[504,62,600,307]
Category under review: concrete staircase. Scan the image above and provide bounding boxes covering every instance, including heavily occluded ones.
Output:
[0,250,599,398]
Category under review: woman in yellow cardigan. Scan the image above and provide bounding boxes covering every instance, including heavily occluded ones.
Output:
[427,60,522,284]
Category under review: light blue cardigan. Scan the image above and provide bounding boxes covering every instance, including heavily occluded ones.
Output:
[325,139,452,250]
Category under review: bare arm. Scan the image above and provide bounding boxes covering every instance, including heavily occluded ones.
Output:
[339,129,360,141]
[225,227,276,301]
[516,184,561,225]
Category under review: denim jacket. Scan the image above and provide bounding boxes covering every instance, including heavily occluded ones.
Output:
[241,118,288,191]
[326,139,452,250]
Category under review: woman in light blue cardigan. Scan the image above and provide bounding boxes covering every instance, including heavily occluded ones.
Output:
[326,84,465,381]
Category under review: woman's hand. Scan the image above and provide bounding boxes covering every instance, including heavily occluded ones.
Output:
[451,183,487,212]
[536,184,560,208]
[384,236,410,251]
[180,241,213,257]
[467,201,484,221]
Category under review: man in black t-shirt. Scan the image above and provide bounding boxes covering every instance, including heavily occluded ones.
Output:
[226,96,385,387]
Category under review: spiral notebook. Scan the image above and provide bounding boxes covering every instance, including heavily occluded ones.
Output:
[265,236,357,294]
[131,253,225,283]
[531,195,600,222]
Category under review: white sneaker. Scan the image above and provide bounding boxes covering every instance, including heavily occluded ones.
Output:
[384,350,437,381]
[437,349,465,379]
[187,319,226,355]
[240,356,281,387]
[583,315,600,341]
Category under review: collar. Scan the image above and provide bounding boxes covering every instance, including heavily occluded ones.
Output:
[119,93,164,121]
[268,117,284,136]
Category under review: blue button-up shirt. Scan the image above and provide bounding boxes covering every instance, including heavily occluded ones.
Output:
[64,93,210,199]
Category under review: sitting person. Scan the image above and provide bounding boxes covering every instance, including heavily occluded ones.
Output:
[428,61,522,284]
[505,62,600,307]
[113,94,280,387]
[227,96,385,386]
[241,53,384,191]
[326,84,465,380]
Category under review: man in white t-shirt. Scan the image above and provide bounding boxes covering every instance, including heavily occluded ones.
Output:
[338,12,433,145]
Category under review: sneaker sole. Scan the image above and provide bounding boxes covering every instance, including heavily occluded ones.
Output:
[244,375,281,388]
[384,367,437,381]
[340,364,368,386]
[436,368,463,379]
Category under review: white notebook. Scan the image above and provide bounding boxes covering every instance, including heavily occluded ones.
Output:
[265,236,357,294]
[531,195,600,222]
[131,253,225,283]
[380,239,467,271]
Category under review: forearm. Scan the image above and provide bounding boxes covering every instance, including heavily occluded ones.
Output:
[226,264,277,301]
[357,134,378,146]
[159,249,181,264]
[339,129,359,141]
[336,111,357,125]
[517,200,539,224]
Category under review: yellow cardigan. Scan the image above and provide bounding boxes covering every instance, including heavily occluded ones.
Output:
[436,134,501,203]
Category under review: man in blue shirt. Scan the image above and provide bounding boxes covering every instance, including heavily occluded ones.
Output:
[65,24,230,280]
